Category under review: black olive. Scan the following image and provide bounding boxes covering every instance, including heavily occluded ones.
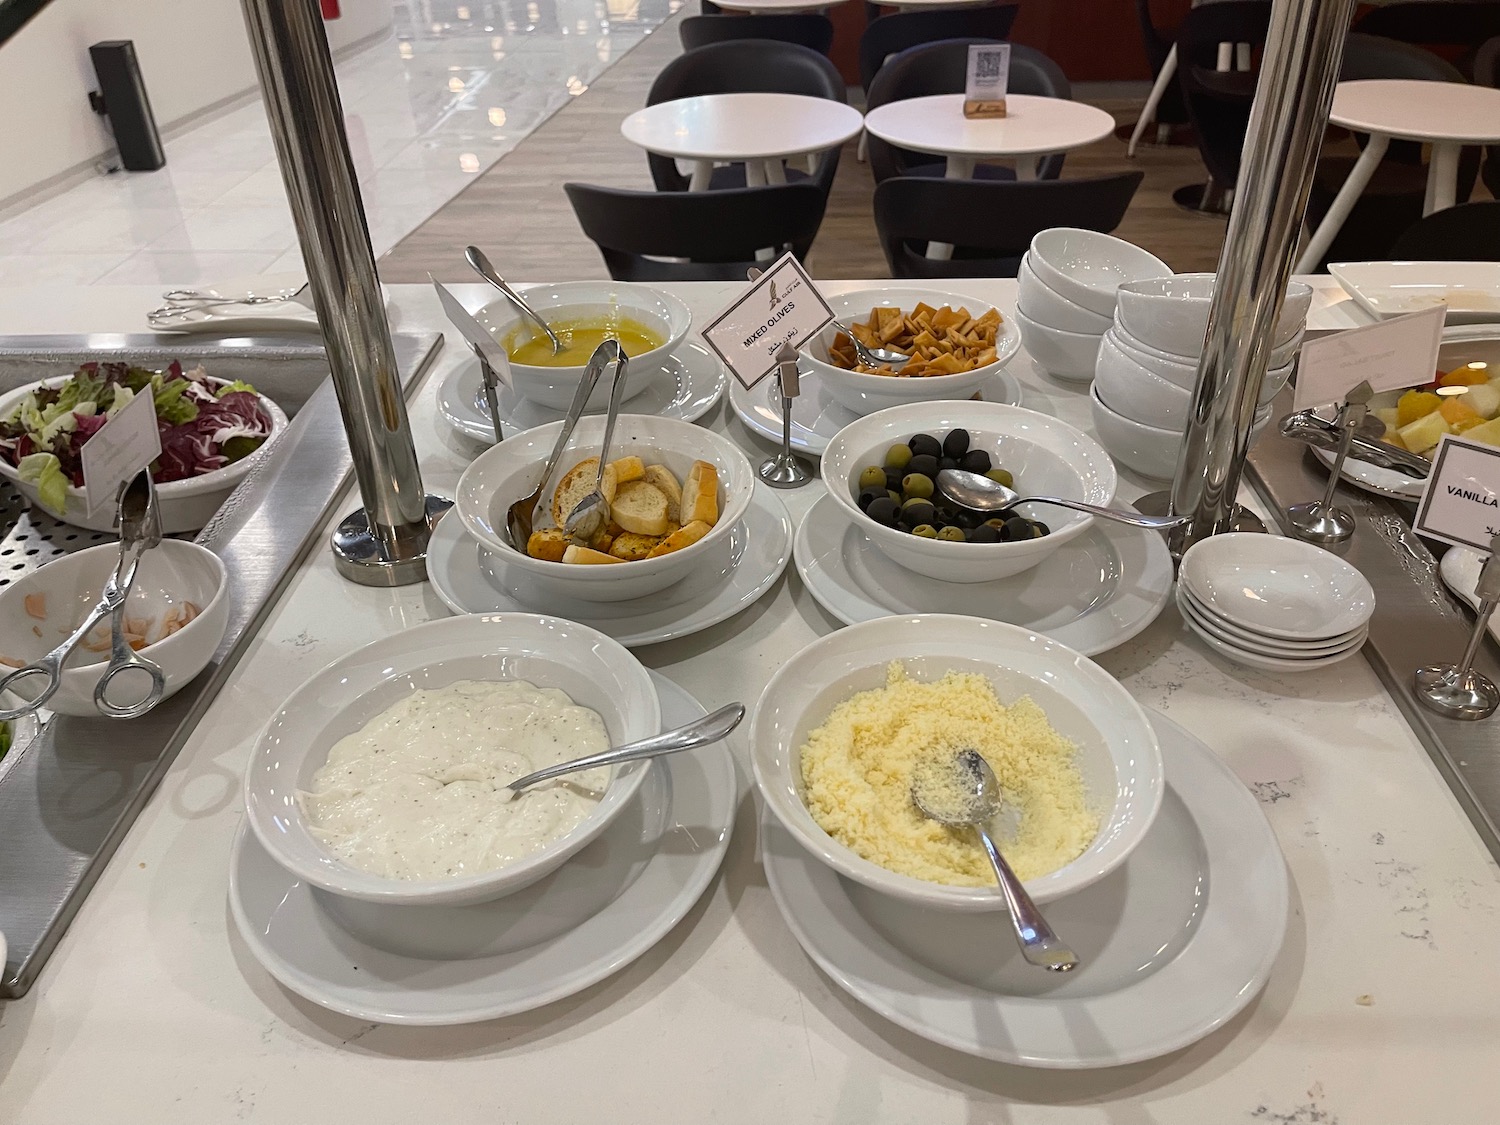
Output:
[908,433,941,459]
[867,496,900,525]
[1029,519,1051,537]
[959,449,992,474]
[857,486,886,511]
[969,523,1001,544]
[900,498,936,526]
[907,453,939,479]
[938,456,960,472]
[884,467,905,492]
[1003,516,1032,542]
[943,428,970,458]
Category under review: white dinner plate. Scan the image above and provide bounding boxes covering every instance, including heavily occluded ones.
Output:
[728,366,1023,456]
[792,493,1172,656]
[1177,589,1367,671]
[1313,443,1426,501]
[425,484,792,648]
[1439,545,1500,645]
[1329,261,1500,325]
[437,340,728,444]
[229,672,737,1025]
[762,709,1288,1068]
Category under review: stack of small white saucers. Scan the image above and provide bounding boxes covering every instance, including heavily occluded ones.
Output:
[1176,533,1376,671]
[1091,274,1310,480]
[1015,228,1170,383]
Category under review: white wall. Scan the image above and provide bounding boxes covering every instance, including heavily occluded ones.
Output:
[0,0,394,208]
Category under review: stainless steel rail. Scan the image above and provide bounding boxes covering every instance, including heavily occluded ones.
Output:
[239,0,443,585]
[1170,0,1359,550]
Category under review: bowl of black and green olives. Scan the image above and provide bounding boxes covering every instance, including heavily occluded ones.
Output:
[822,401,1118,582]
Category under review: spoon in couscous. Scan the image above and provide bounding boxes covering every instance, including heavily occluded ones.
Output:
[911,749,1079,972]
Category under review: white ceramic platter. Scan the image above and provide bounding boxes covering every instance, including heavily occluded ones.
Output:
[425,484,792,648]
[1329,261,1500,324]
[728,366,1023,456]
[437,340,727,444]
[147,273,335,334]
[792,493,1172,656]
[1439,545,1500,644]
[762,710,1288,1068]
[229,672,737,1025]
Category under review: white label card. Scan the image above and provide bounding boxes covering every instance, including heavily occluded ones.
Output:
[699,253,835,390]
[1293,305,1446,411]
[80,387,161,518]
[965,43,1011,102]
[1413,433,1500,552]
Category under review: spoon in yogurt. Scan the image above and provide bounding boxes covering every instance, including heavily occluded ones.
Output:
[911,749,1078,972]
[502,702,745,798]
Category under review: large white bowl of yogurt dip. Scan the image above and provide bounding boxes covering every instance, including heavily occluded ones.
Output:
[243,613,661,906]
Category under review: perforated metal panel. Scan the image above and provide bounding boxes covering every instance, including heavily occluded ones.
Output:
[0,482,115,589]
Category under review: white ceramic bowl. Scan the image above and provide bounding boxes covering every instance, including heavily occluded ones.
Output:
[821,401,1117,583]
[454,412,754,602]
[1026,229,1171,317]
[1014,307,1106,382]
[1095,331,1292,427]
[1017,256,1114,334]
[1089,386,1272,480]
[473,281,693,411]
[750,614,1164,911]
[800,286,1022,416]
[1178,590,1368,656]
[0,540,229,717]
[243,613,661,907]
[1112,317,1304,374]
[0,377,287,534]
[1179,533,1376,641]
[1114,273,1312,358]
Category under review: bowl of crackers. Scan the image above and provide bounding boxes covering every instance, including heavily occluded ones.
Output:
[800,288,1021,416]
[454,413,755,602]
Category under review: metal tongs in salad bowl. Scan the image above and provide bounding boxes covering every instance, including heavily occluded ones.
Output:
[1279,408,1433,480]
[0,471,167,721]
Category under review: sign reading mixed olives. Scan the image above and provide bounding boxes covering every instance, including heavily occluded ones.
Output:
[853,429,1051,544]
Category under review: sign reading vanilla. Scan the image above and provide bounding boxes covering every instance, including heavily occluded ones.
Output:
[699,252,834,390]
[1415,433,1500,552]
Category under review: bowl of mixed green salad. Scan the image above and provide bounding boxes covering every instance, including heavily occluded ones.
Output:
[0,361,287,533]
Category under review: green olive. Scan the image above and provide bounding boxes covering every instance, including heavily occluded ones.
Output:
[986,468,1014,488]
[902,473,935,500]
[911,524,938,538]
[936,526,967,542]
[858,466,886,490]
[884,444,913,471]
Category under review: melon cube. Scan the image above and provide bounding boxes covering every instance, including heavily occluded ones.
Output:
[1398,410,1451,454]
[1374,406,1401,434]
[1460,417,1500,448]
[1461,382,1500,419]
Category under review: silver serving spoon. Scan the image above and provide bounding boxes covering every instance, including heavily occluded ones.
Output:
[464,245,565,356]
[936,468,1190,530]
[828,316,910,367]
[503,703,744,798]
[562,340,629,546]
[911,749,1078,972]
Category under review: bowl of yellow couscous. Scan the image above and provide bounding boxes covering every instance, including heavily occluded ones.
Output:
[749,614,1163,911]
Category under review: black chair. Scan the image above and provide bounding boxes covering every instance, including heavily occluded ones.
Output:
[564,182,828,281]
[1354,2,1500,79]
[1477,36,1500,196]
[644,40,846,195]
[1388,201,1500,261]
[679,13,834,55]
[1133,0,1189,135]
[1174,1,1272,210]
[865,39,1071,183]
[872,173,1144,278]
[857,5,1020,95]
[1305,34,1481,268]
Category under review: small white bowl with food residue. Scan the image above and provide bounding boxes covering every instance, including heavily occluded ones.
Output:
[0,540,229,717]
[750,614,1163,911]
[243,613,661,906]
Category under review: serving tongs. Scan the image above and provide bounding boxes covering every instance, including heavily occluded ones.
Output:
[1280,408,1433,480]
[0,471,167,721]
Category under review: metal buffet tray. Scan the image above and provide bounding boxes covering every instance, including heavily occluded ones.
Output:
[1248,389,1500,861]
[0,331,443,997]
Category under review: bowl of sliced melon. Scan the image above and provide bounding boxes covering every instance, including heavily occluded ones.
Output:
[455,413,755,602]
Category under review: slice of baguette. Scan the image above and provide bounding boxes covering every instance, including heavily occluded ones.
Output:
[681,461,720,527]
[526,527,568,562]
[609,455,646,484]
[608,531,661,562]
[562,544,623,565]
[646,519,711,558]
[611,479,671,536]
[551,458,618,527]
[642,464,682,523]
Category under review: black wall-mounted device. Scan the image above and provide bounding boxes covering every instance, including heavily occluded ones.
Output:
[88,40,166,171]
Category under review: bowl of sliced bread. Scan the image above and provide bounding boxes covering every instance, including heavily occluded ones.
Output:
[455,413,755,601]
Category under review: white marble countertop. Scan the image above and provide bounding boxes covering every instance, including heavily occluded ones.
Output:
[2,278,1498,1124]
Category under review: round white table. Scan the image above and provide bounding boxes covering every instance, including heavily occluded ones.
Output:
[1295,79,1500,272]
[620,93,865,191]
[863,93,1116,257]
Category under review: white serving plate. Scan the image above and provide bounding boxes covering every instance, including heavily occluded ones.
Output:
[146,273,322,333]
[792,493,1172,656]
[229,672,737,1025]
[1177,587,1366,654]
[425,484,792,648]
[1329,261,1500,324]
[1438,545,1500,645]
[1178,589,1369,672]
[437,340,727,444]
[728,366,1022,456]
[761,710,1288,1068]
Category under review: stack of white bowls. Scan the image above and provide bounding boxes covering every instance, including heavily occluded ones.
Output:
[1091,274,1313,480]
[1176,534,1376,671]
[1015,228,1170,383]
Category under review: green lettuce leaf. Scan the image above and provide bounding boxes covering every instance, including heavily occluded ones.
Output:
[105,384,135,419]
[17,451,69,514]
[150,375,198,425]
[54,367,108,418]
[213,379,257,398]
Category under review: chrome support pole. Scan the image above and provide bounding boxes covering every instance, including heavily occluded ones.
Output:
[1169,0,1358,554]
[239,0,446,585]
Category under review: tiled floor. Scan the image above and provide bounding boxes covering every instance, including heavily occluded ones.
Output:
[0,0,678,288]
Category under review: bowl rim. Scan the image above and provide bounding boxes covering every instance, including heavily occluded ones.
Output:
[474,282,694,375]
[241,612,661,903]
[749,613,1166,909]
[1012,304,1107,344]
[1027,228,1172,292]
